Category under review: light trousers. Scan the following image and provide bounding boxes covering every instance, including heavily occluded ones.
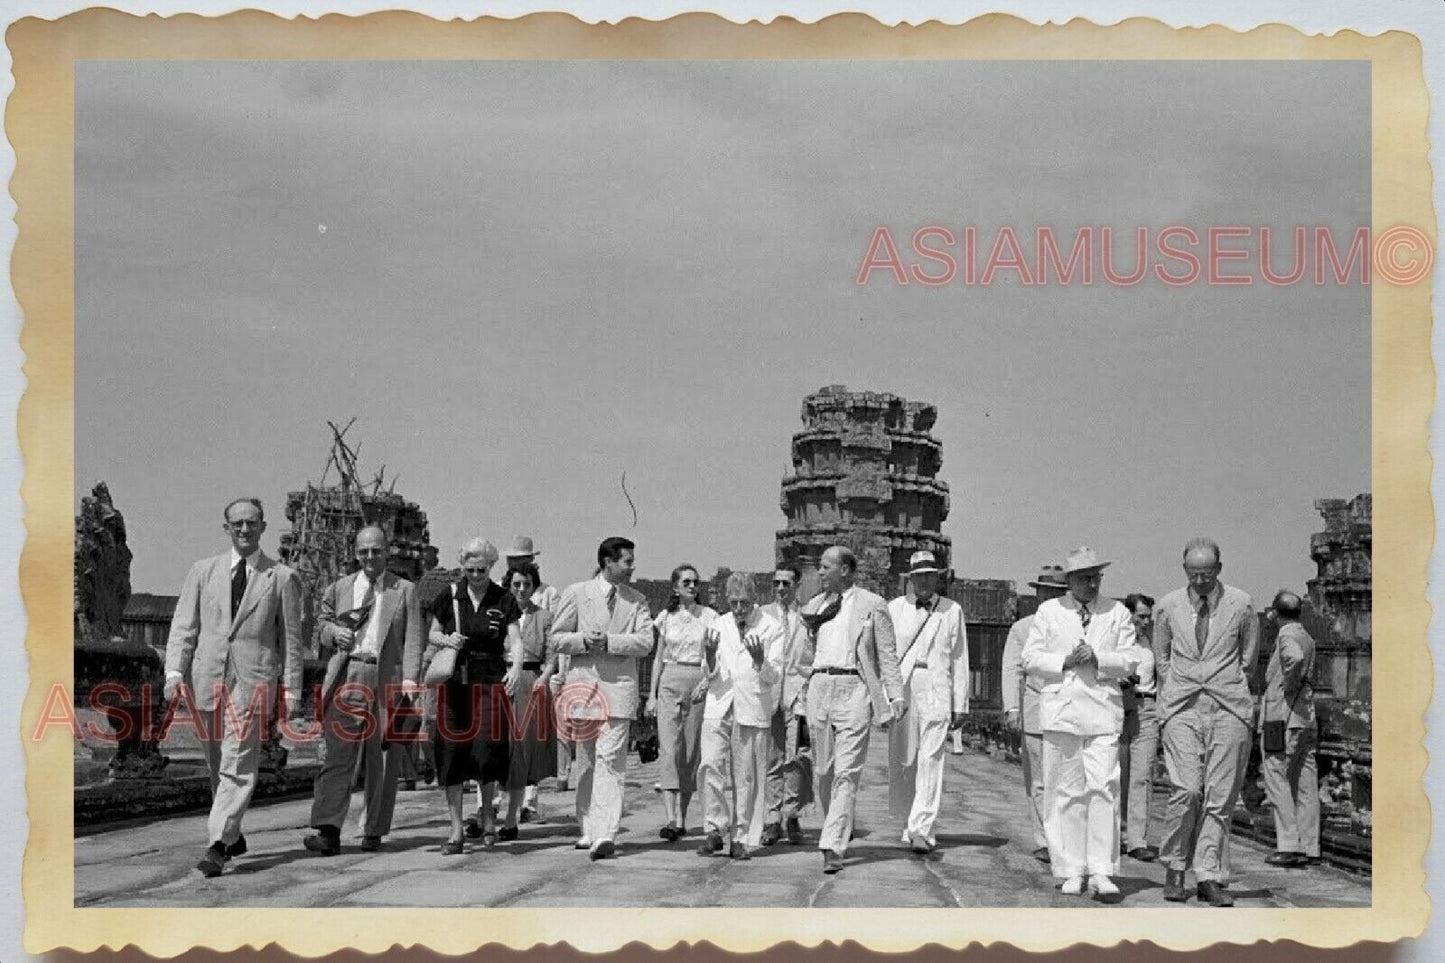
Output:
[806,673,873,855]
[194,701,264,847]
[1020,731,1048,850]
[700,715,770,847]
[1160,695,1251,881]
[764,707,806,822]
[311,661,406,836]
[887,675,951,844]
[1262,722,1321,857]
[1119,697,1160,850]
[573,716,630,844]
[1041,730,1121,879]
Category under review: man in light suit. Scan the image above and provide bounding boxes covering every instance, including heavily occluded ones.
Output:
[164,497,304,877]
[1153,537,1261,906]
[302,525,424,855]
[1022,547,1143,901]
[550,536,655,859]
[1259,590,1320,868]
[760,562,813,846]
[1001,564,1069,863]
[799,545,906,874]
[886,550,969,854]
[696,572,784,859]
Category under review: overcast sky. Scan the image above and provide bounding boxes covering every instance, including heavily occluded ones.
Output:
[75,60,1369,603]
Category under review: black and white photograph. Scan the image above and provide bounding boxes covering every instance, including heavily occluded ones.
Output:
[62,53,1386,916]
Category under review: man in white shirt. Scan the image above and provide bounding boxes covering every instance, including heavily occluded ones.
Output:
[1022,547,1143,901]
[1001,565,1069,863]
[163,498,304,877]
[304,525,425,855]
[760,563,812,846]
[550,536,655,859]
[801,545,906,874]
[886,550,969,854]
[695,573,784,859]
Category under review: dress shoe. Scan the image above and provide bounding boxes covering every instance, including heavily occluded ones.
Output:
[659,822,680,842]
[822,850,845,874]
[1087,874,1121,902]
[908,833,932,855]
[760,822,783,846]
[698,831,725,856]
[1197,880,1234,907]
[400,779,417,792]
[730,841,750,860]
[464,817,483,839]
[785,817,804,845]
[1305,856,1325,866]
[224,835,247,859]
[520,806,536,823]
[1060,876,1085,896]
[359,835,382,852]
[555,780,570,792]
[1163,868,1188,902]
[1128,846,1157,862]
[303,831,341,856]
[1032,846,1051,863]
[441,838,464,855]
[574,837,592,850]
[196,842,228,878]
[497,825,519,842]
[590,839,616,860]
[1266,851,1308,868]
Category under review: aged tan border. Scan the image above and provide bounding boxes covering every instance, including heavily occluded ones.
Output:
[11,9,1432,956]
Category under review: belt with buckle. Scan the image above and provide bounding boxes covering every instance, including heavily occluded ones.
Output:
[510,660,544,672]
[814,666,859,676]
[349,652,379,665]
[1136,691,1157,699]
[670,660,703,668]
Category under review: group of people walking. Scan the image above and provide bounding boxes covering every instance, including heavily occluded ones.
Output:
[999,540,1320,905]
[162,498,1319,904]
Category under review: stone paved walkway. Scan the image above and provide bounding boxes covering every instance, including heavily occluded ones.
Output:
[75,733,1370,908]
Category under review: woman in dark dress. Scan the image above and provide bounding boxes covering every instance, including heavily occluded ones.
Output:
[428,538,522,854]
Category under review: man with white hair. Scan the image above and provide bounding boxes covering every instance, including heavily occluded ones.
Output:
[695,573,785,860]
[886,550,969,854]
[1022,547,1142,901]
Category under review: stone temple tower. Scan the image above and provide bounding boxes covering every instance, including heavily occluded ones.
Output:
[776,385,952,594]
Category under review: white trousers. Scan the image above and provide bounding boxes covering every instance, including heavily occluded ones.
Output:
[573,716,629,844]
[887,678,951,844]
[700,716,771,848]
[1042,730,1121,879]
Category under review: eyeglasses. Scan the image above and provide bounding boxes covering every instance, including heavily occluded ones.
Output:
[356,548,386,557]
[227,521,261,531]
[773,580,794,587]
[462,567,489,575]
[678,579,697,586]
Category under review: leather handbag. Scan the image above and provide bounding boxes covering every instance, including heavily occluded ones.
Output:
[423,585,463,685]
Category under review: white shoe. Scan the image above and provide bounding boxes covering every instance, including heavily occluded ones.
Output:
[574,837,592,850]
[1060,876,1085,896]
[1087,874,1120,899]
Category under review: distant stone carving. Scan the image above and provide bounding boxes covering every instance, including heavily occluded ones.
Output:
[74,481,133,644]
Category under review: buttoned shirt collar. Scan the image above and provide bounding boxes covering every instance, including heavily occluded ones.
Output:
[229,548,260,572]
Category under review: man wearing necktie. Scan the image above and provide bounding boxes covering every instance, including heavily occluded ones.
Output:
[1152,537,1261,906]
[1021,547,1143,901]
[885,551,969,854]
[303,525,424,856]
[760,563,813,846]
[550,536,655,859]
[163,498,304,877]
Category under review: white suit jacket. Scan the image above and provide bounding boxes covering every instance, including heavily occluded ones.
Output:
[165,552,304,712]
[702,608,784,727]
[887,594,969,720]
[1021,594,1142,736]
[550,576,655,719]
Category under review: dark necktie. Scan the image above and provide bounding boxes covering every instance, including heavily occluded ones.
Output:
[605,584,617,616]
[1196,596,1210,650]
[230,559,248,620]
[1079,601,1091,634]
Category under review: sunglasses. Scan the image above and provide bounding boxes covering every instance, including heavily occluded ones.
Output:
[773,580,795,587]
